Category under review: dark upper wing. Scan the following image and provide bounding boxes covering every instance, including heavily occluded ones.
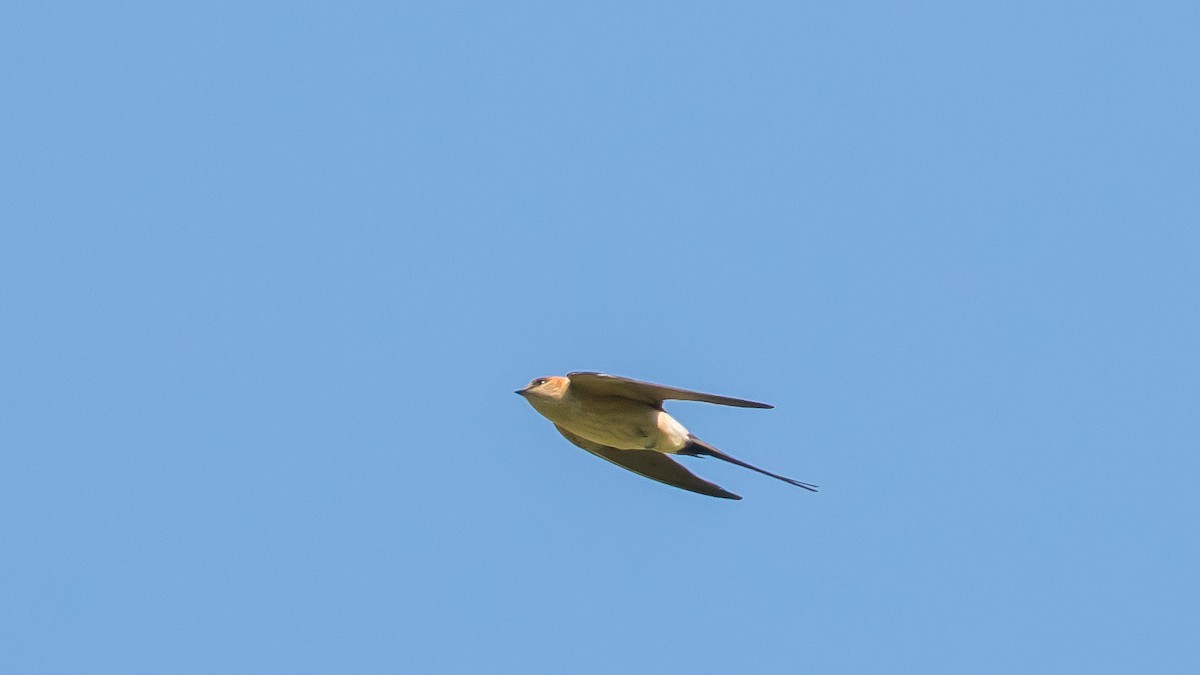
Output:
[566,372,773,409]
[554,425,741,500]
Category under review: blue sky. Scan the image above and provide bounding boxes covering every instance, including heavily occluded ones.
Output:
[3,1,1198,672]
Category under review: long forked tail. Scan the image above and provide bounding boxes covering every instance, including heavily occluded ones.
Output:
[682,436,818,492]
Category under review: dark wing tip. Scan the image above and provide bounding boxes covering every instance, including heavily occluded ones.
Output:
[713,397,773,409]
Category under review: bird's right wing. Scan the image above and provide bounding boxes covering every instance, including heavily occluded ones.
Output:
[567,372,772,409]
[553,425,741,500]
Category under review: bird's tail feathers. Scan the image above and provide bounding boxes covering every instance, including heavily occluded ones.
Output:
[682,436,818,492]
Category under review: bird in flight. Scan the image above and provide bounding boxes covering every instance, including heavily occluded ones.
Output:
[516,371,818,500]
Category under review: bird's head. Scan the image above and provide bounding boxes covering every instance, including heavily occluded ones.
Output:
[515,375,569,405]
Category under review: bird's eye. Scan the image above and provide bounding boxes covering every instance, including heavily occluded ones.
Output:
[533,378,548,386]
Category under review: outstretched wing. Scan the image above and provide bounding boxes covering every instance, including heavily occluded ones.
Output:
[554,425,741,500]
[566,372,772,409]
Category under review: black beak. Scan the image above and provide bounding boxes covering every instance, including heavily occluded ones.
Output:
[514,388,527,396]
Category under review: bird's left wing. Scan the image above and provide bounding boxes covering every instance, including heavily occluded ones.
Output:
[554,425,741,500]
[567,372,772,409]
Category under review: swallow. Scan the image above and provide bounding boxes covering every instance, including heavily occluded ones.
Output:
[516,371,818,500]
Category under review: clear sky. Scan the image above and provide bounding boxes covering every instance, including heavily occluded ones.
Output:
[3,2,1198,673]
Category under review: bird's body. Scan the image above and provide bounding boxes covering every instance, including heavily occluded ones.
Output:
[523,386,690,453]
[516,372,818,500]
